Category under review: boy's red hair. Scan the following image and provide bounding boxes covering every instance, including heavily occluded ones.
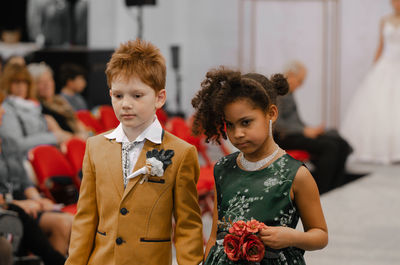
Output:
[106,39,166,92]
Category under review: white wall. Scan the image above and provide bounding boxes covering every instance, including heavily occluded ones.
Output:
[252,0,325,127]
[89,0,239,115]
[89,0,392,124]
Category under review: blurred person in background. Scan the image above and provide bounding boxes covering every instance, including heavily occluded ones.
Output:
[0,63,72,155]
[341,0,400,164]
[59,63,88,111]
[0,90,69,263]
[28,62,89,140]
[0,236,12,265]
[274,61,352,193]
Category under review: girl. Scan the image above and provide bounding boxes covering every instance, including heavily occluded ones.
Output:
[192,68,328,264]
[341,0,400,164]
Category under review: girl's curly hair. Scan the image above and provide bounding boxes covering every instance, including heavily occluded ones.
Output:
[191,67,288,144]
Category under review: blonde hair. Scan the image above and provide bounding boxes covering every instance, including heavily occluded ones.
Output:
[27,62,54,81]
[0,64,36,100]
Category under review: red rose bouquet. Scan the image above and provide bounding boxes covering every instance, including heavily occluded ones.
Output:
[223,219,267,262]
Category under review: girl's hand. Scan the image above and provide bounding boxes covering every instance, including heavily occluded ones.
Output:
[36,197,55,211]
[12,200,42,219]
[259,226,300,249]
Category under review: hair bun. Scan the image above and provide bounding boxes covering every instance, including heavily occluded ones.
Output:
[270,73,289,96]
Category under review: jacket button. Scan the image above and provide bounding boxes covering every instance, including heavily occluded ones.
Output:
[120,208,128,215]
[116,237,123,245]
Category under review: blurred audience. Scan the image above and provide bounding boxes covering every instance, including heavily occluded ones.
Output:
[0,236,12,265]
[59,63,88,111]
[28,62,89,140]
[274,61,352,193]
[0,91,67,264]
[5,55,26,67]
[0,63,72,154]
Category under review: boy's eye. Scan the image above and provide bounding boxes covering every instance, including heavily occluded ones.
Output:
[113,94,122,99]
[134,94,142,98]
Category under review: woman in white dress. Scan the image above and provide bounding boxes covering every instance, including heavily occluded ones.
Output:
[341,0,400,164]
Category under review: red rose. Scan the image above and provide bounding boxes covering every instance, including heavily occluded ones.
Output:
[229,220,247,236]
[223,234,241,261]
[246,219,263,234]
[240,234,265,262]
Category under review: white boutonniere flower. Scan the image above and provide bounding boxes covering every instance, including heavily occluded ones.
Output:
[127,149,174,184]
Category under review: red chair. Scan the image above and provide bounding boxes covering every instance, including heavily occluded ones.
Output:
[61,137,86,175]
[156,108,168,128]
[98,105,119,131]
[286,150,310,162]
[166,117,213,166]
[28,145,80,214]
[76,110,104,134]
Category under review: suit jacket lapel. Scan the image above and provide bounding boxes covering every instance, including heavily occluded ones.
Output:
[105,139,124,199]
[122,140,159,200]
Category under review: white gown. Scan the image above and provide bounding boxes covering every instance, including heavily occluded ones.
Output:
[341,21,400,164]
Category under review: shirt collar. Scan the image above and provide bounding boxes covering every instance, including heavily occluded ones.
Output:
[104,116,163,144]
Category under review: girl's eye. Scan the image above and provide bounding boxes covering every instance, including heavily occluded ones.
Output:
[241,120,251,126]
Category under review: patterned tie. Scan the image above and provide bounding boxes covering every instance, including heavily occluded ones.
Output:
[122,142,137,188]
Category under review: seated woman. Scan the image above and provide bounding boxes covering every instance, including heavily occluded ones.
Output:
[27,62,89,140]
[0,91,69,264]
[0,63,72,154]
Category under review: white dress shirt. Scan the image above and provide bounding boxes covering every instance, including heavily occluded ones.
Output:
[104,117,163,178]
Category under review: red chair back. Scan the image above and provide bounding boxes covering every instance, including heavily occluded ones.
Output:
[29,145,76,184]
[62,137,86,175]
[98,105,119,131]
[156,108,168,128]
[76,110,104,134]
[286,150,310,162]
[167,117,213,166]
[28,145,80,213]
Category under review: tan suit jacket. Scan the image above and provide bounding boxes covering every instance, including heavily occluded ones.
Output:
[65,131,204,265]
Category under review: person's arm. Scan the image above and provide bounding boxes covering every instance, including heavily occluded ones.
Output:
[24,186,55,211]
[44,115,73,144]
[260,166,328,250]
[204,187,218,260]
[173,145,204,265]
[303,125,324,139]
[374,18,385,63]
[0,106,57,154]
[65,138,99,265]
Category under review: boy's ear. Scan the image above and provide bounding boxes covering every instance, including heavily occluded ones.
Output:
[109,89,112,98]
[155,89,166,109]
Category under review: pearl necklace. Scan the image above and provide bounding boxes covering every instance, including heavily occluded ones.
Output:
[238,145,280,171]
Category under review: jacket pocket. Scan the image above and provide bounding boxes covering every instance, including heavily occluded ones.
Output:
[140,237,170,242]
[97,230,106,236]
[147,177,165,184]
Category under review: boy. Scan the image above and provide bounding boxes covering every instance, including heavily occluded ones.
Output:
[59,63,88,111]
[65,39,204,265]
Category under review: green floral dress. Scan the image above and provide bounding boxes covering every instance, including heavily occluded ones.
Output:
[204,152,306,265]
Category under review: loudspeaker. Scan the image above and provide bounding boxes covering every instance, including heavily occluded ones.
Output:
[171,45,180,70]
[125,0,156,6]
